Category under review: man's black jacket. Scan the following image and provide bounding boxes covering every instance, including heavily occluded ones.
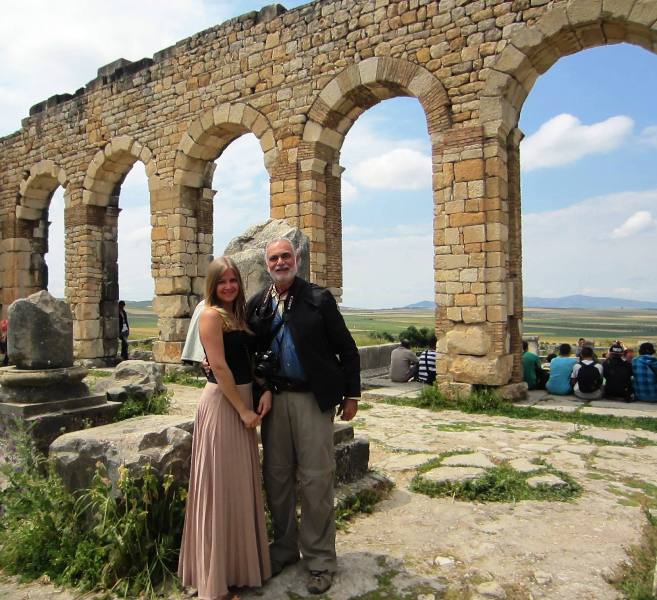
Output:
[246,277,361,412]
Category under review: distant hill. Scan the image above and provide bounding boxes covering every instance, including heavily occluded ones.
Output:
[401,295,657,310]
[524,295,657,309]
[402,300,435,309]
[126,300,153,309]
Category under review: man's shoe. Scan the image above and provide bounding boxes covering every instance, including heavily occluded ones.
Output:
[306,570,333,595]
[270,555,300,577]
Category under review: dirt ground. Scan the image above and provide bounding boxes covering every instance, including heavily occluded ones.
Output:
[3,384,657,599]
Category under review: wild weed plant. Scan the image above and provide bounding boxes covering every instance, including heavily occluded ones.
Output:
[0,424,186,597]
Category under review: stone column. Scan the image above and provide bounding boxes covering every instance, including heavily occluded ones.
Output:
[66,197,107,362]
[434,126,514,395]
[507,128,524,384]
[151,184,204,363]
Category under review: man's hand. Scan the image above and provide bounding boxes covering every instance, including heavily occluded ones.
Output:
[201,358,211,377]
[337,398,358,421]
[257,390,272,418]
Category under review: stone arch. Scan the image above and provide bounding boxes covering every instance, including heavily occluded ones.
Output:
[480,0,657,134]
[463,1,657,390]
[173,102,278,189]
[299,56,452,297]
[12,160,70,297]
[148,103,278,364]
[72,136,159,363]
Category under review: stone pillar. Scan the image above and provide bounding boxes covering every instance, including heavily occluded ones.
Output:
[325,162,344,302]
[66,200,107,362]
[507,128,524,384]
[151,184,203,363]
[434,126,513,394]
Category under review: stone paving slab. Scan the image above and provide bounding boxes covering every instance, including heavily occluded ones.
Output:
[361,386,423,399]
[442,452,495,469]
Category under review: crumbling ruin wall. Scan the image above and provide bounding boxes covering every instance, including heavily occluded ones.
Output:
[1,0,655,385]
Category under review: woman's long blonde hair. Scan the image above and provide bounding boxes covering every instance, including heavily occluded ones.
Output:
[204,256,247,329]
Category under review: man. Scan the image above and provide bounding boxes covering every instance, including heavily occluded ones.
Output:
[389,339,419,382]
[416,336,436,384]
[575,337,586,358]
[603,341,633,401]
[246,238,360,595]
[521,340,546,390]
[571,345,604,400]
[633,342,657,402]
[118,300,129,361]
[546,343,577,396]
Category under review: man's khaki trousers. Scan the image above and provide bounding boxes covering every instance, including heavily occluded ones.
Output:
[261,390,337,573]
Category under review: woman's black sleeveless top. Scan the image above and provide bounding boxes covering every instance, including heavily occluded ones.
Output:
[206,330,253,385]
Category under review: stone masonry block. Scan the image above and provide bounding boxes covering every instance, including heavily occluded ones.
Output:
[446,325,491,356]
[454,159,484,182]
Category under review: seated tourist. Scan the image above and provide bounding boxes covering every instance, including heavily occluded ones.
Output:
[389,339,419,382]
[571,346,604,400]
[603,342,633,401]
[522,340,547,390]
[632,342,657,402]
[416,337,437,385]
[546,343,577,396]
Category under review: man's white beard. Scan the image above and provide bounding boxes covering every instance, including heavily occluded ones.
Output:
[270,265,297,287]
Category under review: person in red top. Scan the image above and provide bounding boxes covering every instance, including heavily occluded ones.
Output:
[0,319,8,366]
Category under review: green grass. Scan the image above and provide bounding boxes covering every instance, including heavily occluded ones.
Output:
[611,509,657,599]
[163,370,206,388]
[410,453,581,503]
[114,392,171,421]
[375,386,657,434]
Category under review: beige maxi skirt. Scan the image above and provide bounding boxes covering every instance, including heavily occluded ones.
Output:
[178,382,271,599]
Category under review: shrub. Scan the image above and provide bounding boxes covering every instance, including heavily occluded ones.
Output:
[397,325,435,348]
[115,391,171,421]
[0,425,186,598]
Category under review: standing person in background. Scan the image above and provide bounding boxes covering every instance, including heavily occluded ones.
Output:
[389,339,419,382]
[575,338,586,358]
[633,342,657,402]
[546,343,577,396]
[118,300,129,361]
[416,336,437,384]
[0,319,8,366]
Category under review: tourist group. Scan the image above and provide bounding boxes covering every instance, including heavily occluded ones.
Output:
[522,338,657,402]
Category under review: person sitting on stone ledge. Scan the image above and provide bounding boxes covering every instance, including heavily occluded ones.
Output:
[571,345,604,400]
[603,341,633,402]
[389,339,419,383]
[546,343,577,396]
[632,342,657,403]
[416,336,436,385]
[522,340,547,390]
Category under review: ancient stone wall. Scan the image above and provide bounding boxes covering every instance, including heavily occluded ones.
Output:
[0,0,655,385]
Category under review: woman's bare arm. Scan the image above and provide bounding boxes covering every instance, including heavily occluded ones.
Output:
[199,308,260,428]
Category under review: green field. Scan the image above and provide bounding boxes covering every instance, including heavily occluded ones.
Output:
[125,302,657,348]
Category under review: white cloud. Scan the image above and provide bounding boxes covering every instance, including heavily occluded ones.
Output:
[0,0,233,135]
[343,234,434,308]
[342,178,359,203]
[350,148,431,190]
[639,125,657,147]
[520,113,634,172]
[610,210,656,239]
[522,189,657,300]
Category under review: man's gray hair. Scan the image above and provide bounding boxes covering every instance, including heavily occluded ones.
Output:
[263,237,299,259]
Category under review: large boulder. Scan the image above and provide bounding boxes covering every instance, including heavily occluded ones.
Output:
[7,291,73,369]
[223,219,310,299]
[106,359,166,401]
[50,415,193,491]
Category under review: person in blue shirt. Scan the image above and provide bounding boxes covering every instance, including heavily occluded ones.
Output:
[632,342,657,402]
[546,343,577,396]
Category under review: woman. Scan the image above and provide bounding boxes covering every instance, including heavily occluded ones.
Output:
[178,257,272,599]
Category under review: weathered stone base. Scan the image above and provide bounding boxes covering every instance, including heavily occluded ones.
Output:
[334,422,369,484]
[50,416,371,493]
[498,382,528,401]
[0,395,121,454]
[437,382,474,399]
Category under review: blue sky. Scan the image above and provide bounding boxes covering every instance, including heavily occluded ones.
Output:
[1,2,657,307]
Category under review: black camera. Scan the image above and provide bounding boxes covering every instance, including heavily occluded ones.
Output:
[254,350,279,379]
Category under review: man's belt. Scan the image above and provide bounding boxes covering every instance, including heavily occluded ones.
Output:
[271,377,310,393]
